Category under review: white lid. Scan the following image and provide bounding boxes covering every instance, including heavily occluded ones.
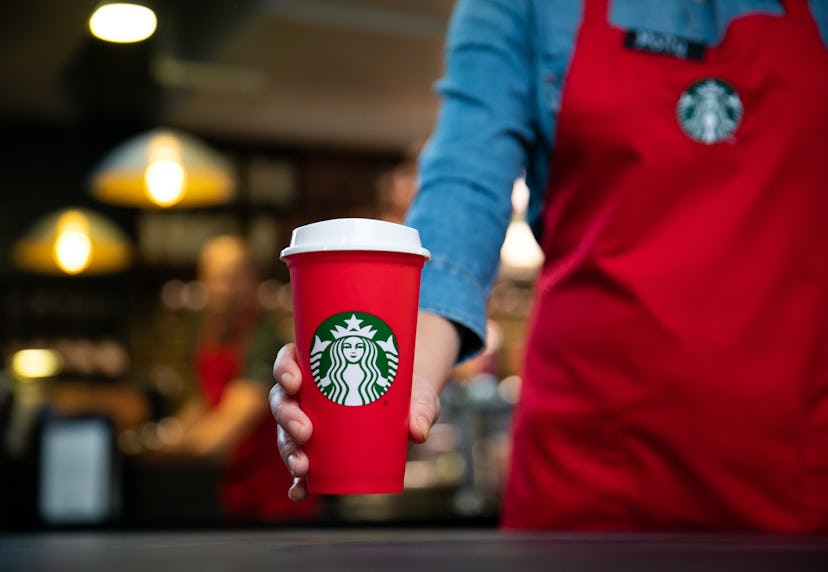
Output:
[280,218,431,259]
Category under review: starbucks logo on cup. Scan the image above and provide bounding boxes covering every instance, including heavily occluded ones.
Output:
[309,312,399,406]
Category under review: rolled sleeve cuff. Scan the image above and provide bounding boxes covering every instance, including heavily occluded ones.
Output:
[419,255,488,362]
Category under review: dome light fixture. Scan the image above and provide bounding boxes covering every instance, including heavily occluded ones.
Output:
[88,3,157,44]
[53,212,94,274]
[13,208,133,276]
[89,128,236,209]
[143,134,188,207]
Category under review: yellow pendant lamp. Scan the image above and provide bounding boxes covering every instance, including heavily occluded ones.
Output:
[13,208,132,275]
[89,128,236,209]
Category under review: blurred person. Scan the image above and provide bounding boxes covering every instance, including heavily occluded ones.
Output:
[171,235,314,522]
[272,0,828,531]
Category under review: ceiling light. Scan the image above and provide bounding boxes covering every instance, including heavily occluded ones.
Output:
[11,349,63,380]
[89,3,157,44]
[89,128,236,209]
[500,219,544,271]
[53,212,93,274]
[500,178,544,273]
[143,134,187,207]
[13,208,133,275]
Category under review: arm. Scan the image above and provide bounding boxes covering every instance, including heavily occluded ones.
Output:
[406,0,536,359]
[410,311,460,441]
[177,378,268,459]
[177,319,277,459]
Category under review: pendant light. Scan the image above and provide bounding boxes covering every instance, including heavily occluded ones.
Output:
[89,128,236,209]
[12,208,132,275]
[500,177,544,274]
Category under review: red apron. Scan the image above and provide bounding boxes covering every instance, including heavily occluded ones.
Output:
[503,0,828,530]
[196,318,313,521]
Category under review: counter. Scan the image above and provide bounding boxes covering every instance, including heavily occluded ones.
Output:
[1,529,826,572]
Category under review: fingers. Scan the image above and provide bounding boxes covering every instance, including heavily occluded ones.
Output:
[274,401,312,503]
[270,343,312,444]
[271,379,313,465]
[277,421,310,476]
[408,374,441,444]
[271,386,313,442]
[273,343,302,395]
[289,477,308,502]
[271,342,313,502]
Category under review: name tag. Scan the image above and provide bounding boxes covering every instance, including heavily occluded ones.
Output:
[624,29,706,61]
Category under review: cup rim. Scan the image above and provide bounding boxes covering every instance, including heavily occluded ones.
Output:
[280,218,431,260]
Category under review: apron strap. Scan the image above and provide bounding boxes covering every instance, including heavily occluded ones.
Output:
[583,0,610,25]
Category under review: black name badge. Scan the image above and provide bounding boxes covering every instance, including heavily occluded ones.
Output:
[624,29,706,61]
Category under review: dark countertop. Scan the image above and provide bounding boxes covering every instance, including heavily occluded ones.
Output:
[1,529,826,572]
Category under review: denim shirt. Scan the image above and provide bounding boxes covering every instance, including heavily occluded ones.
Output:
[404,0,828,360]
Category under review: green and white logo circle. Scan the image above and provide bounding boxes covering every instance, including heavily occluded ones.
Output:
[309,311,399,406]
[676,78,743,144]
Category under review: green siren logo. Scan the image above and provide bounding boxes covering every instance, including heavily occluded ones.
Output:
[677,78,743,144]
[309,312,398,406]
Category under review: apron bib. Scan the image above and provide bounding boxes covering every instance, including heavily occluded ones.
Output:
[503,0,828,530]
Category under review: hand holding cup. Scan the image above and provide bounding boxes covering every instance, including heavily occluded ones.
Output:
[276,218,431,495]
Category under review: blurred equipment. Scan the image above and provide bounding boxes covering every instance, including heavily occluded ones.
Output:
[39,416,119,525]
[88,3,157,44]
[89,128,236,209]
[12,208,132,275]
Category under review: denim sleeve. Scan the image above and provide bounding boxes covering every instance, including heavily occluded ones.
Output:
[810,0,828,47]
[405,0,536,361]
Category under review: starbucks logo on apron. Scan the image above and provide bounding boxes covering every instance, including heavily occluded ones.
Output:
[309,312,399,406]
[676,78,743,144]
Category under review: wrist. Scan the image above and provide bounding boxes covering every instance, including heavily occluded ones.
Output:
[413,311,461,396]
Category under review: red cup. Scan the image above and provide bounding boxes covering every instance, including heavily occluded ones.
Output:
[281,218,430,494]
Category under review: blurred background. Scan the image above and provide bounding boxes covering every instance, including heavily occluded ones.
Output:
[0,0,540,530]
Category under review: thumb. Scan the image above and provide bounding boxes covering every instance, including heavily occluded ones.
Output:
[408,374,441,444]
